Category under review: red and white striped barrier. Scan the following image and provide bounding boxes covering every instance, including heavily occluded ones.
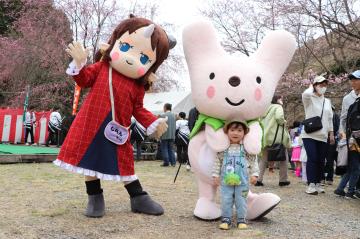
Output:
[0,108,51,144]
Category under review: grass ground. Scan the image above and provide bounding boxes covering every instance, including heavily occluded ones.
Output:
[0,144,59,155]
[0,161,359,239]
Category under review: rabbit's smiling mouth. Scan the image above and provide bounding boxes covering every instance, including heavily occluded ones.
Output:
[225,98,245,106]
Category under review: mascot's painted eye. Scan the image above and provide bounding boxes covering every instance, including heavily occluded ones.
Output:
[256,76,262,84]
[140,53,151,65]
[119,42,131,52]
[209,72,215,80]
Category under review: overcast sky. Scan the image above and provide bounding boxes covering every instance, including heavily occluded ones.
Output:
[158,0,204,27]
[157,0,206,91]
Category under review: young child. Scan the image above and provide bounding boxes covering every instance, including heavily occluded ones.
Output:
[291,132,302,177]
[212,121,259,230]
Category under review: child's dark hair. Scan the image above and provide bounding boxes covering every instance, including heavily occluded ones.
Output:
[179,112,186,119]
[224,121,249,134]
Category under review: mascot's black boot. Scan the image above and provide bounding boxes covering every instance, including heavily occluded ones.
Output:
[125,180,164,216]
[85,179,105,218]
[85,193,105,218]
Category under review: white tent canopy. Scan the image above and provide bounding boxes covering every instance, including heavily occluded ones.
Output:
[143,91,194,116]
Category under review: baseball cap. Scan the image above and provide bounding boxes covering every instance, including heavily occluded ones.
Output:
[348,70,360,80]
[313,75,328,84]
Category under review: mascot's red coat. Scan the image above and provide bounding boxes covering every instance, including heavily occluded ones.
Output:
[57,61,157,178]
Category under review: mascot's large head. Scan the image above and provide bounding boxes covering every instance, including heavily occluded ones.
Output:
[183,20,296,121]
[96,14,176,89]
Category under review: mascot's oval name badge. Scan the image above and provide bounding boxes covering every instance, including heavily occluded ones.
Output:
[104,121,129,145]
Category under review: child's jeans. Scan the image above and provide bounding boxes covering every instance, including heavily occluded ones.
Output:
[220,184,248,222]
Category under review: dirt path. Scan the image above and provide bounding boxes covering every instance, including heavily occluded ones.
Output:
[0,161,359,239]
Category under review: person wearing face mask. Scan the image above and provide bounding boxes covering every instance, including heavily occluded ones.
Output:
[302,75,335,195]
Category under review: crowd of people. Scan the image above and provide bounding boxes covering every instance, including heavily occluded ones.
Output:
[130,103,192,169]
[252,71,360,200]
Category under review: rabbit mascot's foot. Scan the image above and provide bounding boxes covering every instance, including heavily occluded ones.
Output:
[246,191,281,220]
[194,197,221,220]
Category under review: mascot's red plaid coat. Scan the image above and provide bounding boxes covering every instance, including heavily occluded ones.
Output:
[56,61,157,180]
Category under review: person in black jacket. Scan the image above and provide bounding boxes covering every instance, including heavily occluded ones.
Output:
[188,107,199,132]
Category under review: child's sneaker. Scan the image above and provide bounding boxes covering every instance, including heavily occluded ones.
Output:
[237,219,247,230]
[219,218,231,230]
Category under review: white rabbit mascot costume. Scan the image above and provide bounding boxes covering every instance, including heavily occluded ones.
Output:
[183,20,296,220]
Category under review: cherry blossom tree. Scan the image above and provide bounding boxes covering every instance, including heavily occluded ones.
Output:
[0,0,23,35]
[55,0,123,61]
[200,0,358,124]
[269,0,360,74]
[0,0,73,113]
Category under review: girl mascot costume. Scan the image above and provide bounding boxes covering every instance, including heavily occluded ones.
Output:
[54,15,176,217]
[183,20,296,220]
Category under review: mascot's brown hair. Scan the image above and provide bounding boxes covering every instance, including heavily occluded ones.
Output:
[96,14,175,89]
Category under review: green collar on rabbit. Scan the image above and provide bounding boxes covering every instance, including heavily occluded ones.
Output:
[189,114,263,146]
[189,114,225,139]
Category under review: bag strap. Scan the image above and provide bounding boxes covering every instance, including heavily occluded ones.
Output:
[320,98,325,119]
[271,124,280,146]
[108,66,130,129]
[271,124,285,146]
[108,66,116,122]
[280,124,284,143]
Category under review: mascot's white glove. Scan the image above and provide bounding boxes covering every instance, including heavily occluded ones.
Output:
[146,118,168,140]
[154,118,168,139]
[65,41,90,69]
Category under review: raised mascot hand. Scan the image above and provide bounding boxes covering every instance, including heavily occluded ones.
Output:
[154,118,168,140]
[65,41,90,69]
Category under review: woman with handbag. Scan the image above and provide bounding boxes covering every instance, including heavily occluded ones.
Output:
[302,75,335,195]
[255,95,291,187]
